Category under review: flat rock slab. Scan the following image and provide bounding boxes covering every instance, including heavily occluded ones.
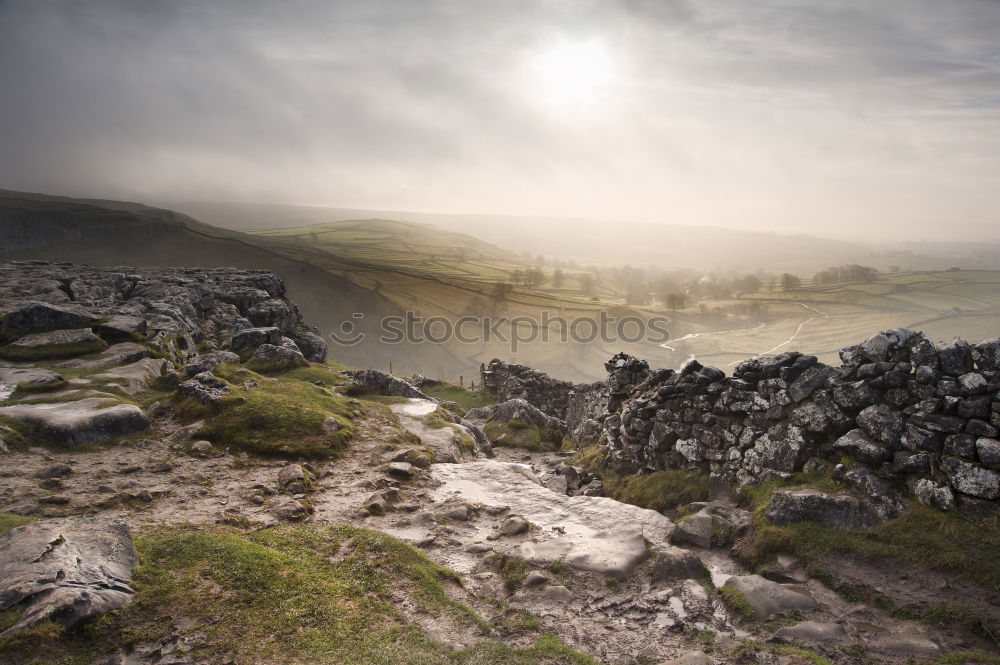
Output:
[724,574,817,621]
[57,342,150,369]
[0,397,149,445]
[0,301,99,337]
[93,358,166,394]
[0,366,64,399]
[0,516,139,635]
[431,459,673,579]
[773,620,851,647]
[521,526,649,580]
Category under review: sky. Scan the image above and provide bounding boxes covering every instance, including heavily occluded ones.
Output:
[1,0,999,241]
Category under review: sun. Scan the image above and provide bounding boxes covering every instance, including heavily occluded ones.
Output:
[530,39,614,113]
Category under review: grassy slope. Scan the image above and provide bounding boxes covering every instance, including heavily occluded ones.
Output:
[0,522,599,665]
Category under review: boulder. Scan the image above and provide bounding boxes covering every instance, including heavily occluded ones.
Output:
[466,398,566,434]
[670,508,714,548]
[182,350,240,376]
[344,369,430,399]
[249,342,306,369]
[723,575,816,621]
[0,517,138,635]
[0,301,98,337]
[866,632,940,658]
[0,397,149,445]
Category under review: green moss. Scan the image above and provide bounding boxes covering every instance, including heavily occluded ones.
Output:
[253,362,348,386]
[0,512,38,535]
[0,337,108,361]
[730,640,834,665]
[0,523,599,665]
[483,418,560,452]
[189,372,355,458]
[420,381,496,413]
[423,407,455,431]
[602,469,711,514]
[919,650,1000,665]
[719,585,754,621]
[736,498,1000,592]
[495,609,542,633]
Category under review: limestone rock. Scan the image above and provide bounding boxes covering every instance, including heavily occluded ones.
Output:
[723,574,816,621]
[0,397,149,445]
[177,372,231,404]
[250,342,306,369]
[772,620,850,647]
[832,429,890,465]
[0,517,138,635]
[764,488,897,530]
[0,328,106,360]
[0,301,98,337]
[941,456,1000,499]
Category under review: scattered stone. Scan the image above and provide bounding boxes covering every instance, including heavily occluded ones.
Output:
[270,497,307,521]
[189,440,213,456]
[35,463,72,479]
[386,461,414,479]
[670,508,714,549]
[500,516,530,536]
[277,464,307,488]
[523,570,549,587]
[38,495,70,505]
[442,505,470,522]
[322,417,343,433]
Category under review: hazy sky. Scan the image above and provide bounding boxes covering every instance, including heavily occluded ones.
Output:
[1,0,999,241]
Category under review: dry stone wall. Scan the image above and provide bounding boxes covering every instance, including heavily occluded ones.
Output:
[482,328,1000,512]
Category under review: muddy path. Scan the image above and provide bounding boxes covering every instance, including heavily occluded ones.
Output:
[0,395,987,664]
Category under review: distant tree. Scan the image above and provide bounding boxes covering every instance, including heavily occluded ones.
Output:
[888,265,900,274]
[553,268,564,289]
[666,293,686,311]
[529,268,547,289]
[580,273,596,296]
[510,269,524,286]
[535,254,546,266]
[492,282,513,300]
[735,274,762,294]
[781,273,802,291]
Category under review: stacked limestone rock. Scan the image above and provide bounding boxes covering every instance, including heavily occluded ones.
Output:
[482,329,1000,514]
[0,261,326,365]
[0,261,328,444]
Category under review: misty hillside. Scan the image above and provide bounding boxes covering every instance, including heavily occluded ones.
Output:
[165,200,1000,273]
[0,189,462,375]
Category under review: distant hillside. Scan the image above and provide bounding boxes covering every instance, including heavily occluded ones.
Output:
[0,190,461,376]
[164,199,1000,273]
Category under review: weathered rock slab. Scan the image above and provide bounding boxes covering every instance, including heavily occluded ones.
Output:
[0,516,138,635]
[0,397,149,445]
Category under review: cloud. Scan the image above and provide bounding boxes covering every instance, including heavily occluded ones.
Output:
[0,0,998,240]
